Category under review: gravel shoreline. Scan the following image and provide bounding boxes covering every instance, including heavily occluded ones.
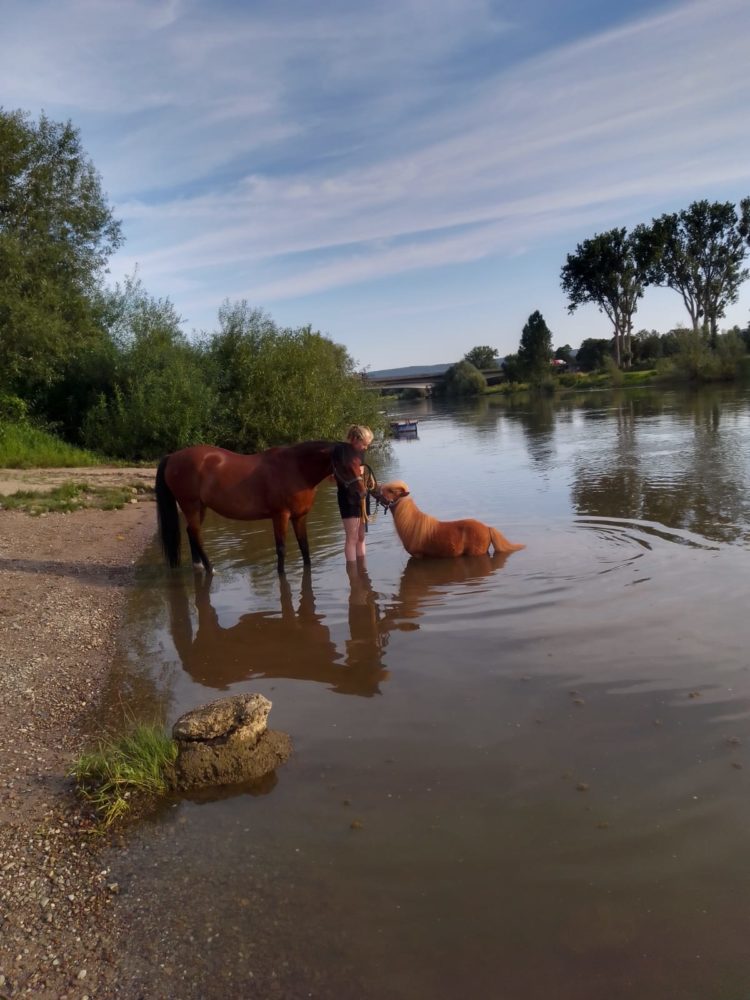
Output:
[0,495,155,999]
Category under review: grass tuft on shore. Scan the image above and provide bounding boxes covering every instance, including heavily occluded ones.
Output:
[70,723,178,827]
[0,481,149,514]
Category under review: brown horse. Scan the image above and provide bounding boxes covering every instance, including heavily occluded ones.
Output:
[374,480,525,558]
[155,440,365,574]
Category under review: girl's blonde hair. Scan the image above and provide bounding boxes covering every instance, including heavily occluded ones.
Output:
[346,424,374,447]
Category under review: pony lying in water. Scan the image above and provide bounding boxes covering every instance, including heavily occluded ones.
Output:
[374,481,525,558]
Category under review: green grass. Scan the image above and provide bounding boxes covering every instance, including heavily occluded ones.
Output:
[70,723,178,828]
[0,481,149,514]
[0,420,104,468]
[487,369,660,395]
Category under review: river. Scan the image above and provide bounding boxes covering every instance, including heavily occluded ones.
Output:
[105,384,750,999]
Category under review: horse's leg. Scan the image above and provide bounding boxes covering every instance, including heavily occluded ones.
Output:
[184,504,213,574]
[272,511,290,574]
[291,513,311,567]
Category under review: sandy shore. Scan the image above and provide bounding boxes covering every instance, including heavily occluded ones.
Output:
[0,471,156,998]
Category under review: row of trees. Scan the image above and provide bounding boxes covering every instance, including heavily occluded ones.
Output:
[0,109,382,458]
[560,199,750,367]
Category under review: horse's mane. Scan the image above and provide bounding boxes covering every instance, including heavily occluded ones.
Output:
[391,497,441,553]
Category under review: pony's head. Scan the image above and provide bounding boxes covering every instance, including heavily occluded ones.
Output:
[374,480,411,510]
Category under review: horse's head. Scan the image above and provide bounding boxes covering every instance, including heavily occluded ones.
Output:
[373,480,410,511]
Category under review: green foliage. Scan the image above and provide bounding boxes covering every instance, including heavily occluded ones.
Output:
[561,228,650,367]
[437,359,487,397]
[201,301,384,450]
[517,311,553,382]
[501,352,523,383]
[0,480,146,514]
[603,355,624,386]
[638,198,750,344]
[463,345,498,369]
[656,329,748,383]
[0,108,122,403]
[0,392,28,422]
[575,338,612,372]
[0,419,103,467]
[81,276,214,459]
[70,723,177,828]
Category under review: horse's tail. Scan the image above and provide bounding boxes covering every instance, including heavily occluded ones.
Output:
[155,456,181,568]
[489,526,525,555]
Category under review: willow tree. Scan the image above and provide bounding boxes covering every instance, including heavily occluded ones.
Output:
[561,228,648,368]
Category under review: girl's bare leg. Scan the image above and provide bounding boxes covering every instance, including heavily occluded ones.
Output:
[343,517,361,562]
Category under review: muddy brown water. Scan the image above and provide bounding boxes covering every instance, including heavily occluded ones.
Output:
[103,386,750,999]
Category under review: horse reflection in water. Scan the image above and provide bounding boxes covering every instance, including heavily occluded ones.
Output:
[167,569,389,697]
[387,551,512,627]
[168,553,511,696]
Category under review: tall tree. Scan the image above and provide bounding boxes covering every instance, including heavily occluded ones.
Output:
[560,228,648,367]
[635,198,750,347]
[463,345,498,369]
[517,310,553,380]
[0,108,122,400]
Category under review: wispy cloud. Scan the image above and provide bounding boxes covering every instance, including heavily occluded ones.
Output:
[2,0,749,354]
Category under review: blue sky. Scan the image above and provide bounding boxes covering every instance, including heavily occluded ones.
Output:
[3,0,750,370]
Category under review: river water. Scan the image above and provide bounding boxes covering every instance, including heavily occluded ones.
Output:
[106,385,750,999]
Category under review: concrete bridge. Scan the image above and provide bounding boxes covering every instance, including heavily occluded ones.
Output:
[363,364,505,393]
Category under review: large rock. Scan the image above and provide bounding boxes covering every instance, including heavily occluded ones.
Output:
[172,693,291,789]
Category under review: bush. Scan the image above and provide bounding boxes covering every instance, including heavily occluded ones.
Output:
[437,360,486,397]
[201,302,385,450]
[0,393,28,423]
[656,329,747,382]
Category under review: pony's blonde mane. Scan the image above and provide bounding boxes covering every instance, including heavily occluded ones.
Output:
[391,496,441,553]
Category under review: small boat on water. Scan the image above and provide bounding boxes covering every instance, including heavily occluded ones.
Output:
[390,419,419,437]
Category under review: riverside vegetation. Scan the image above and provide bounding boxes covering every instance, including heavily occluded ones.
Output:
[3,108,749,460]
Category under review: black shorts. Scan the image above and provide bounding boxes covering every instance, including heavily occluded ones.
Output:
[337,488,362,519]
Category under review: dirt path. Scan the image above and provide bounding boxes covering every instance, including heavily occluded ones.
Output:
[0,468,158,998]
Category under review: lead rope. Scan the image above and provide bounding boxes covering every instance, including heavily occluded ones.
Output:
[361,464,378,531]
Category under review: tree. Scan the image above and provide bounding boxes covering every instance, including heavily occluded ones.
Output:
[517,311,553,380]
[636,198,750,348]
[560,228,649,367]
[0,109,123,402]
[501,352,522,383]
[575,338,611,372]
[463,345,497,369]
[437,359,486,397]
[201,300,384,451]
[81,276,213,459]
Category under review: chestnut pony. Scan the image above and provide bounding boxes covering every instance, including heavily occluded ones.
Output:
[155,441,365,574]
[375,480,525,558]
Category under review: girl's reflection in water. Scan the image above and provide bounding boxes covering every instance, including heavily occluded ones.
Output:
[167,568,389,697]
[345,560,389,677]
[167,553,510,698]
